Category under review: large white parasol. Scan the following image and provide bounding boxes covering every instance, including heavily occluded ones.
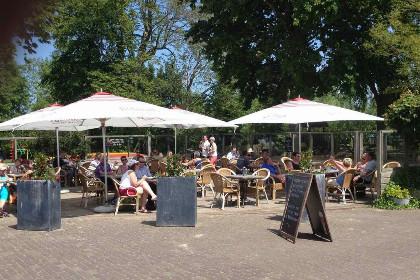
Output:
[228,97,384,151]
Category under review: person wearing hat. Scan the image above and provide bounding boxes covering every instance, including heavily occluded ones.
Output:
[0,163,11,217]
[247,148,258,161]
[208,136,218,165]
[119,159,157,213]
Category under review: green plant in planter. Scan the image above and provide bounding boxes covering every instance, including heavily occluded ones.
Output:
[382,181,411,199]
[166,154,185,177]
[300,148,313,171]
[31,152,57,181]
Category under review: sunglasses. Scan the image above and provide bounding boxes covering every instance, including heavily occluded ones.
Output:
[121,159,127,161]
[138,161,146,163]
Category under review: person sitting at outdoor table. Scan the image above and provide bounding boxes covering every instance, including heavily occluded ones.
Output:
[188,151,202,168]
[9,159,25,174]
[208,136,218,165]
[355,155,368,172]
[262,157,285,183]
[247,148,259,161]
[95,155,115,187]
[286,151,301,170]
[226,147,238,162]
[132,149,143,161]
[117,156,128,174]
[134,156,157,210]
[20,155,32,169]
[119,159,157,213]
[353,151,377,196]
[87,153,101,178]
[327,158,353,187]
[236,149,251,173]
[151,148,164,161]
[162,151,173,164]
[0,163,12,217]
[53,151,74,187]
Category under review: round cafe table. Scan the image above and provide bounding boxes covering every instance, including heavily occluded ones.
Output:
[225,174,265,207]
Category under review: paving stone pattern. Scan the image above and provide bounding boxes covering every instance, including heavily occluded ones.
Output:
[0,190,419,280]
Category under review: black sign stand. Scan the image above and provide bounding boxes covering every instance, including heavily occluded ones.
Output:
[279,173,332,244]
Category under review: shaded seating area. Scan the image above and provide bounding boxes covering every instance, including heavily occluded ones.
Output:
[326,168,356,203]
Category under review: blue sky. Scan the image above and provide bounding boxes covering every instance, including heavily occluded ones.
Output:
[15,38,55,65]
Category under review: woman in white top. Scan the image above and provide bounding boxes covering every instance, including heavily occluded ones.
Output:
[208,136,218,165]
[120,159,157,213]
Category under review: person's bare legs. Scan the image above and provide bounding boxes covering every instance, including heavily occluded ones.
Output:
[138,181,157,212]
[0,200,5,216]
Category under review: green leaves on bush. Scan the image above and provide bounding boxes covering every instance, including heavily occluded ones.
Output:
[372,181,419,210]
[382,181,411,199]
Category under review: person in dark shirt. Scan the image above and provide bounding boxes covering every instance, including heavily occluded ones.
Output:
[53,151,74,187]
[286,151,301,170]
[236,149,250,173]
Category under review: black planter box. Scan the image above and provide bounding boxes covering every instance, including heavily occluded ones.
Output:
[17,180,61,231]
[156,176,197,227]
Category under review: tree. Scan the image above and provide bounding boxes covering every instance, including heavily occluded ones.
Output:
[385,89,420,153]
[187,0,420,127]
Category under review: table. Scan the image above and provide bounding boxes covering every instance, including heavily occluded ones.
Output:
[7,173,26,181]
[225,174,265,207]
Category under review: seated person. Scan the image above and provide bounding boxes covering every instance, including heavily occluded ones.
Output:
[353,152,377,184]
[286,151,301,170]
[20,155,32,169]
[162,151,173,164]
[188,152,202,168]
[117,156,128,174]
[355,156,368,172]
[134,156,157,210]
[236,149,250,173]
[10,159,25,174]
[95,156,115,190]
[119,159,157,213]
[327,158,352,186]
[247,148,259,161]
[134,156,152,178]
[87,153,102,178]
[53,151,74,187]
[262,157,285,183]
[132,150,143,161]
[151,148,164,160]
[226,147,238,162]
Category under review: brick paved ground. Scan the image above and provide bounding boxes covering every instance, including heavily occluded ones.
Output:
[0,189,419,280]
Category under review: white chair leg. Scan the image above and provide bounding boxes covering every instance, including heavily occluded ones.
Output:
[341,189,346,204]
[221,194,226,210]
[263,189,269,204]
[201,185,205,198]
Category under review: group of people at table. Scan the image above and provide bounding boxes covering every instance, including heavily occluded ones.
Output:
[0,133,378,215]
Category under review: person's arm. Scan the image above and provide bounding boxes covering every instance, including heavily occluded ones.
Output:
[129,171,142,187]
[286,161,293,171]
[227,152,232,160]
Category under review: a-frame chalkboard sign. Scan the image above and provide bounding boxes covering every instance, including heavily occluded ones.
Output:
[279,173,332,244]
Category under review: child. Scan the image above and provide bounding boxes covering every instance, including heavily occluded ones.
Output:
[0,163,10,217]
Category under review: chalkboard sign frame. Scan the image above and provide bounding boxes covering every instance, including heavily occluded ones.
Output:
[285,136,293,153]
[279,173,312,243]
[279,173,332,243]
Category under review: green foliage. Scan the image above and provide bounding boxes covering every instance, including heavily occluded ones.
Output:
[385,89,420,149]
[390,166,420,191]
[300,148,313,171]
[372,195,420,210]
[31,152,56,180]
[166,154,184,177]
[382,181,411,199]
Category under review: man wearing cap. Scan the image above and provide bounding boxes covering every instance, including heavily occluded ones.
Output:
[0,163,11,217]
[247,148,259,161]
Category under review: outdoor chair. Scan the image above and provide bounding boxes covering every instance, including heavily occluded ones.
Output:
[382,161,401,168]
[326,168,356,203]
[250,157,264,170]
[220,157,229,168]
[111,178,141,215]
[197,164,216,197]
[159,161,167,174]
[217,167,236,176]
[227,163,241,174]
[79,173,105,207]
[281,157,292,171]
[246,168,270,206]
[210,172,240,210]
[353,169,377,200]
[149,159,159,174]
[266,176,284,200]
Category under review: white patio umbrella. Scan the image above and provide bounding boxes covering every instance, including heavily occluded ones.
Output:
[228,97,384,151]
[12,92,194,208]
[0,104,96,167]
[151,107,237,153]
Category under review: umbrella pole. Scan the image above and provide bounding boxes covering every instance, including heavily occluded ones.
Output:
[101,120,108,206]
[298,123,301,152]
[174,125,177,154]
[56,128,60,168]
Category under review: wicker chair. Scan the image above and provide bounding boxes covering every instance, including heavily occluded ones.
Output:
[149,159,160,174]
[382,161,401,168]
[220,157,229,168]
[159,161,167,174]
[246,168,270,206]
[79,173,105,207]
[353,169,377,200]
[111,178,141,215]
[196,164,216,197]
[281,157,293,171]
[210,172,240,210]
[326,168,356,203]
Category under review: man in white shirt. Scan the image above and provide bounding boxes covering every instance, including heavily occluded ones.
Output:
[199,135,210,158]
[226,147,238,162]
